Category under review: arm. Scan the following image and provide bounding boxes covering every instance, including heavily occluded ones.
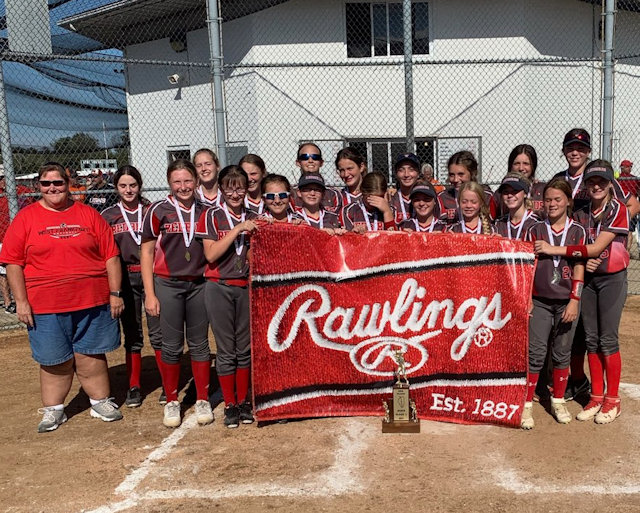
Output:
[105,256,124,319]
[561,262,584,323]
[625,194,640,219]
[203,220,258,263]
[140,239,160,316]
[6,264,33,327]
[534,230,616,259]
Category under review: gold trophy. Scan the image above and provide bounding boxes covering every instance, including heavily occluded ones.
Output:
[382,349,420,433]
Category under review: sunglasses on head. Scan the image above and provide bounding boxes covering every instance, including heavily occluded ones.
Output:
[297,153,322,162]
[264,192,290,201]
[39,180,66,187]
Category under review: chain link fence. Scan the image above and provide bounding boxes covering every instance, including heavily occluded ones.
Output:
[1,0,640,297]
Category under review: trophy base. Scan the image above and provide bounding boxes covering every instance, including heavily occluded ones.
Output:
[382,398,420,434]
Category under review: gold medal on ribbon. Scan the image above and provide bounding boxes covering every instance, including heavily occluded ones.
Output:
[185,250,191,262]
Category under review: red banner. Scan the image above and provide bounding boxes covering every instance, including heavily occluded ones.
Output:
[250,225,535,427]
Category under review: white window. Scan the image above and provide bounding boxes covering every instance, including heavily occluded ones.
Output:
[346,2,429,58]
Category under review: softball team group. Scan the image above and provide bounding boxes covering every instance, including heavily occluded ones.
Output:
[104,127,637,430]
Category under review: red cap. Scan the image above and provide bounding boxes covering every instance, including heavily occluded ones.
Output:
[621,159,633,167]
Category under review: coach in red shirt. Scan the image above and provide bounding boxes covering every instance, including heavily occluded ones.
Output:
[0,162,124,433]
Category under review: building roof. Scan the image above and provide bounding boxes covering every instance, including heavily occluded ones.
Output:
[58,0,290,49]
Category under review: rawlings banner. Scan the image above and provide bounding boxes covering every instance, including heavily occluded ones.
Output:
[250,225,535,427]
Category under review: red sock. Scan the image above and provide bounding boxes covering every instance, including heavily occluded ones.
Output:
[588,352,605,397]
[236,367,251,404]
[526,373,539,402]
[191,360,211,401]
[218,373,237,405]
[603,352,622,398]
[570,354,586,381]
[125,352,142,389]
[162,362,181,403]
[552,367,570,399]
[154,350,165,381]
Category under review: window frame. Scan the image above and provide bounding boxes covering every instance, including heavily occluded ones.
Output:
[344,1,431,59]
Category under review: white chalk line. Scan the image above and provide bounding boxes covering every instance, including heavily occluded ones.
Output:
[492,383,640,496]
[82,416,373,513]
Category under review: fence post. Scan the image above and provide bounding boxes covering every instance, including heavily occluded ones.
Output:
[601,0,616,162]
[403,0,414,153]
[0,61,19,220]
[206,0,228,166]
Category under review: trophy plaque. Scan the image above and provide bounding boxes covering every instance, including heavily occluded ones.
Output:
[382,350,420,433]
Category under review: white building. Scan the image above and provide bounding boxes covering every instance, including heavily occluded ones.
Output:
[60,0,640,187]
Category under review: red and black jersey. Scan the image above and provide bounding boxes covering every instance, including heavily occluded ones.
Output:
[553,169,630,212]
[437,185,493,224]
[341,200,397,231]
[196,206,257,282]
[196,186,224,208]
[493,210,540,240]
[527,220,586,300]
[141,196,206,280]
[337,188,362,210]
[101,202,149,268]
[446,220,496,235]
[389,191,413,225]
[294,207,342,229]
[291,185,342,214]
[399,218,447,232]
[573,198,629,274]
[244,196,265,216]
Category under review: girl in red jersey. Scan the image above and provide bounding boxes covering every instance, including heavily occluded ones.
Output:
[295,173,343,232]
[141,159,212,429]
[342,171,396,232]
[335,147,367,208]
[261,174,303,224]
[197,165,259,428]
[101,166,163,408]
[522,179,586,429]
[390,153,422,224]
[193,148,223,208]
[493,173,539,240]
[438,151,493,225]
[400,181,446,233]
[239,154,267,215]
[536,160,630,424]
[446,181,494,235]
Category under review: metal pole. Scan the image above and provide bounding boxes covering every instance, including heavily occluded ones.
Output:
[206,0,228,166]
[601,0,615,162]
[0,61,19,220]
[403,0,414,153]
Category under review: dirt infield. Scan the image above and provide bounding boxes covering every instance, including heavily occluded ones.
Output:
[2,298,640,513]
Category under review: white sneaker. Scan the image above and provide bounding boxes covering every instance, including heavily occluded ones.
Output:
[551,398,571,424]
[595,398,621,425]
[576,396,603,421]
[195,400,214,426]
[163,400,181,428]
[521,402,534,430]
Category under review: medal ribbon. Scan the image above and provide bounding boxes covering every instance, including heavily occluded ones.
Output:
[170,196,195,249]
[117,201,142,246]
[545,217,571,272]
[222,204,246,256]
[244,195,264,214]
[198,185,221,207]
[507,210,530,240]
[414,217,436,232]
[565,170,584,199]
[301,209,324,229]
[359,203,379,231]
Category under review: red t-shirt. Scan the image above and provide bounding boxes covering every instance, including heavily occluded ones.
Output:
[0,201,119,314]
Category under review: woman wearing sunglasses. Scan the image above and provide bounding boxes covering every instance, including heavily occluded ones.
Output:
[141,159,212,429]
[0,162,124,432]
[261,175,303,224]
[197,165,259,428]
[291,143,342,213]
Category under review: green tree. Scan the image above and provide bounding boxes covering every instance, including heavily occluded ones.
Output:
[53,133,101,154]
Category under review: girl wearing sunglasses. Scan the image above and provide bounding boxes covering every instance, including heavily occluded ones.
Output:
[261,175,302,224]
[335,147,367,207]
[239,154,267,215]
[197,165,259,429]
[101,165,163,408]
[291,142,341,213]
[342,171,396,233]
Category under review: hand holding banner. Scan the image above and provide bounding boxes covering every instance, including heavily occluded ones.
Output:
[250,225,535,427]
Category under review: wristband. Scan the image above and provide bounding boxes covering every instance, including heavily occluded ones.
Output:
[383,220,397,231]
[566,245,588,258]
[570,279,584,301]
